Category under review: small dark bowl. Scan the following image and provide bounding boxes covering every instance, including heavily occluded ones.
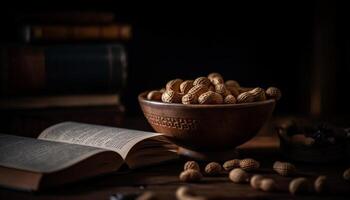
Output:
[138,92,275,151]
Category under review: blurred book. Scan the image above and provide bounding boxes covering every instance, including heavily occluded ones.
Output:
[0,11,130,137]
[21,24,132,43]
[0,44,127,96]
[13,11,116,24]
[0,94,120,109]
[0,105,125,138]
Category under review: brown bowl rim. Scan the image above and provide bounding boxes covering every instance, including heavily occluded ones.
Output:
[138,91,276,108]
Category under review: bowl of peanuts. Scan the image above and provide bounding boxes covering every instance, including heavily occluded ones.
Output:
[138,72,280,152]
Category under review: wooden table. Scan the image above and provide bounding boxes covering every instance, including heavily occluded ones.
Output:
[0,137,349,200]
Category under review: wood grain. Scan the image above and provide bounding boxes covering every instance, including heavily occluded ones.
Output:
[0,136,349,200]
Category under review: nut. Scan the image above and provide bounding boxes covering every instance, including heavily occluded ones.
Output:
[161,90,182,103]
[180,80,194,94]
[239,158,260,171]
[179,169,202,182]
[204,162,222,175]
[250,175,264,190]
[147,74,282,105]
[223,159,240,171]
[290,134,315,146]
[224,95,237,104]
[215,84,231,97]
[147,90,163,101]
[289,177,309,195]
[176,186,207,200]
[260,178,276,192]
[249,87,266,101]
[193,77,211,87]
[238,87,253,93]
[198,91,223,104]
[225,80,240,88]
[229,168,249,183]
[187,84,209,99]
[136,191,158,200]
[211,76,224,85]
[226,86,239,97]
[265,87,282,100]
[208,72,223,81]
[314,175,328,194]
[182,93,197,104]
[208,85,215,92]
[343,168,350,181]
[237,92,254,103]
[166,79,183,92]
[273,161,296,177]
[184,161,200,171]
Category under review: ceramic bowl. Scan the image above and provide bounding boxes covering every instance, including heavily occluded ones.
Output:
[138,92,275,151]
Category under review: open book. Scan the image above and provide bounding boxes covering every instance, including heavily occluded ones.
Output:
[0,122,178,191]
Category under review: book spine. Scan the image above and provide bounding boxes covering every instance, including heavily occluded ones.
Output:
[22,24,132,42]
[17,12,116,24]
[0,105,124,137]
[0,44,127,96]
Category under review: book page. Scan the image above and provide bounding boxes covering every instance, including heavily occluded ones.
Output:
[38,122,162,159]
[0,134,110,173]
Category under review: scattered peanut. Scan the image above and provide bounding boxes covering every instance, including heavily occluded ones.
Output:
[176,186,207,200]
[290,134,315,146]
[229,168,249,183]
[289,177,309,195]
[273,161,296,177]
[250,175,264,190]
[343,168,350,181]
[314,175,328,194]
[179,169,203,182]
[223,159,240,171]
[204,162,222,176]
[239,158,260,171]
[136,191,158,200]
[184,161,200,171]
[260,178,276,192]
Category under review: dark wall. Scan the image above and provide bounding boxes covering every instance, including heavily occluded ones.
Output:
[2,1,347,118]
[123,3,315,116]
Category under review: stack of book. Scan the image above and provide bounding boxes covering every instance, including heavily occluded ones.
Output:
[0,11,130,137]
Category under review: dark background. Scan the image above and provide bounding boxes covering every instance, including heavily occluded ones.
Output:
[0,1,348,121]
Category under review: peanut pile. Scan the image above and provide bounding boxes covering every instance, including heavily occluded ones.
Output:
[146,72,281,104]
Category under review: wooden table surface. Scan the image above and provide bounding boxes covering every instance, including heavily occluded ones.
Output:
[0,137,349,200]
